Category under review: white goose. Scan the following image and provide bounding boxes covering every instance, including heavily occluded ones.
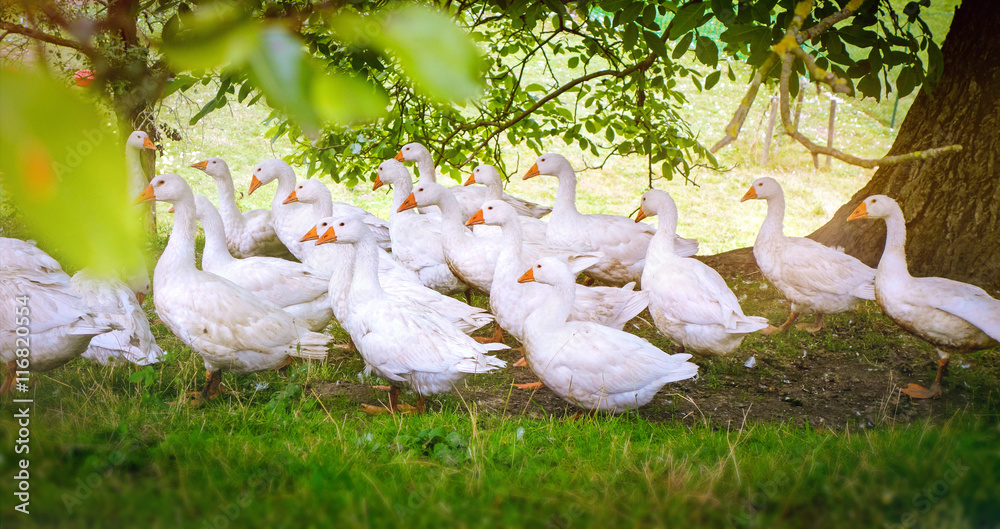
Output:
[372,159,468,296]
[396,142,552,219]
[193,194,333,332]
[402,182,597,296]
[190,157,293,259]
[122,130,156,297]
[1,238,119,392]
[848,195,999,398]
[463,164,549,242]
[742,177,875,334]
[247,158,390,257]
[523,153,698,286]
[517,257,699,413]
[293,181,493,336]
[71,268,163,366]
[137,174,328,402]
[637,190,768,356]
[468,200,649,341]
[313,215,507,413]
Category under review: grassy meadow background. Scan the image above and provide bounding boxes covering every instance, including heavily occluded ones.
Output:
[3,4,1000,527]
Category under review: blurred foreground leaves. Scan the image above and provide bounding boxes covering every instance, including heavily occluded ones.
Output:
[0,69,144,274]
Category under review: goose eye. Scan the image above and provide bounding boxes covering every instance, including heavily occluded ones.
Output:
[321,222,327,227]
[871,198,877,203]
[418,188,423,192]
[757,183,762,187]
[487,206,493,210]
[156,180,164,186]
[339,222,345,227]
[211,161,216,164]
[536,264,541,269]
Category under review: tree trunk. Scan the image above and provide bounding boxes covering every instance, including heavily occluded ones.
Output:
[809,0,1000,290]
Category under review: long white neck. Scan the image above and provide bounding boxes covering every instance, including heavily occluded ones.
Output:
[552,168,581,219]
[347,236,385,303]
[648,207,677,256]
[305,192,333,221]
[197,201,237,271]
[213,170,245,230]
[484,181,503,201]
[526,278,575,332]
[269,165,298,211]
[433,191,470,249]
[415,153,438,184]
[156,195,197,281]
[877,208,910,277]
[757,192,786,245]
[124,146,147,197]
[498,216,525,263]
[390,178,414,220]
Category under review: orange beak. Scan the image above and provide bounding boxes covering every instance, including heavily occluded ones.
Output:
[134,183,155,204]
[635,209,647,223]
[463,174,476,186]
[372,174,383,191]
[190,160,208,171]
[522,163,540,180]
[847,202,868,221]
[283,190,298,204]
[316,227,337,245]
[248,175,262,195]
[518,268,535,283]
[740,187,757,202]
[466,209,485,226]
[168,206,175,214]
[135,292,147,305]
[142,137,157,150]
[398,192,418,212]
[300,226,319,242]
[393,151,405,162]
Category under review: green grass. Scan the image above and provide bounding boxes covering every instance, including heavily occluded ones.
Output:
[6,7,1000,527]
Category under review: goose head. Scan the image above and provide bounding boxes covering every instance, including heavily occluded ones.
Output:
[373,158,411,191]
[636,189,676,223]
[848,195,900,222]
[518,257,572,287]
[467,199,516,227]
[395,142,430,163]
[523,153,572,180]
[741,177,782,202]
[285,179,327,205]
[398,181,449,212]
[312,215,370,246]
[248,158,289,195]
[464,164,503,188]
[135,173,191,205]
[126,130,156,151]
[189,156,231,180]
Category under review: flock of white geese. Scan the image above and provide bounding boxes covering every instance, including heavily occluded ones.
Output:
[2,132,998,412]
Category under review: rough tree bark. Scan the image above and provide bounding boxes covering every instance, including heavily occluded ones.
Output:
[809,0,1000,290]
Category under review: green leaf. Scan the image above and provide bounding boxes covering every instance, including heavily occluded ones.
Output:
[895,67,916,98]
[0,69,144,274]
[644,30,669,59]
[377,5,486,102]
[695,35,719,68]
[704,70,721,90]
[669,2,709,40]
[312,74,389,124]
[672,32,694,59]
[246,26,321,133]
[857,73,881,101]
[711,0,737,25]
[159,4,257,71]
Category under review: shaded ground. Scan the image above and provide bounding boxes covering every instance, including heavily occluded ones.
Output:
[310,303,998,430]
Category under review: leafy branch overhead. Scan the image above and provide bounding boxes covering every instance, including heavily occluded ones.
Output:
[710,0,962,168]
[1,0,958,190]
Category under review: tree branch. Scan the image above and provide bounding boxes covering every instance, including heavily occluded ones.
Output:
[0,20,83,51]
